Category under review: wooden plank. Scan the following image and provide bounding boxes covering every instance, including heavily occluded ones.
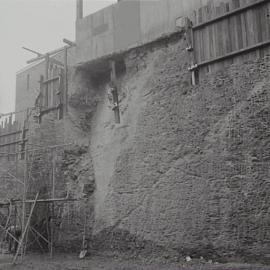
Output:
[230,0,239,64]
[208,1,215,61]
[12,121,18,161]
[234,0,243,51]
[4,118,8,158]
[7,115,12,160]
[246,2,256,61]
[45,54,49,108]
[260,3,268,43]
[251,4,259,58]
[202,6,209,62]
[64,47,68,114]
[198,6,203,24]
[216,4,225,71]
[13,193,39,264]
[15,122,20,160]
[193,8,201,64]
[267,3,270,41]
[211,4,219,73]
[10,120,14,161]
[228,0,236,52]
[256,5,263,43]
[240,3,248,60]
[222,2,233,67]
[235,20,243,60]
[262,2,270,56]
[198,7,205,62]
[256,5,264,58]
[48,64,52,107]
[194,30,200,64]
[220,3,229,54]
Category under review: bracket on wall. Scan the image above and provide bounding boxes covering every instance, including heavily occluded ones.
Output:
[188,64,199,86]
[188,64,198,71]
[181,17,198,86]
[186,45,193,52]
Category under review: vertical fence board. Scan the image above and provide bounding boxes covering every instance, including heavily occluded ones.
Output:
[194,11,200,65]
[208,1,215,62]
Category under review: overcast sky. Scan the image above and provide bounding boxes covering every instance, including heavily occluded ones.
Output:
[0,0,116,114]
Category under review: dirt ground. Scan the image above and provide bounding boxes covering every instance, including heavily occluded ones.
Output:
[0,253,270,270]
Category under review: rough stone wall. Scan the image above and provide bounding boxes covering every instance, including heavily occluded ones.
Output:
[14,30,270,261]
[88,35,270,262]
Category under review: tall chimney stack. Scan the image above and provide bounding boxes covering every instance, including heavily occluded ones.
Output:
[76,0,83,20]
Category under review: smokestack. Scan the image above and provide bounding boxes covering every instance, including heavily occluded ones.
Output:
[76,0,83,20]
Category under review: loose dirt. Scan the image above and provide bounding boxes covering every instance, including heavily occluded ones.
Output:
[0,253,269,270]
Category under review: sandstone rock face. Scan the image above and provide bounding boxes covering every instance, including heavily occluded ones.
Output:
[90,37,270,261]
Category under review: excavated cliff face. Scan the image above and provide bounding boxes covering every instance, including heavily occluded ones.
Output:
[88,35,270,261]
[19,31,270,261]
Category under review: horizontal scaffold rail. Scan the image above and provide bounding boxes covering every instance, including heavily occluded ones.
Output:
[0,139,27,148]
[0,143,73,156]
[0,197,78,206]
[0,129,28,139]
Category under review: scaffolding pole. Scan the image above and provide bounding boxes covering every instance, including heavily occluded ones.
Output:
[13,192,39,265]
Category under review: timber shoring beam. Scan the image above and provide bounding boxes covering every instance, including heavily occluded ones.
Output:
[27,46,68,64]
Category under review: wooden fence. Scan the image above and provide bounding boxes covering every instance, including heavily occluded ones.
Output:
[0,113,28,161]
[191,0,270,77]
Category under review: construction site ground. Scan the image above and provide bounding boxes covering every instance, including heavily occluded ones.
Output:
[0,253,269,270]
